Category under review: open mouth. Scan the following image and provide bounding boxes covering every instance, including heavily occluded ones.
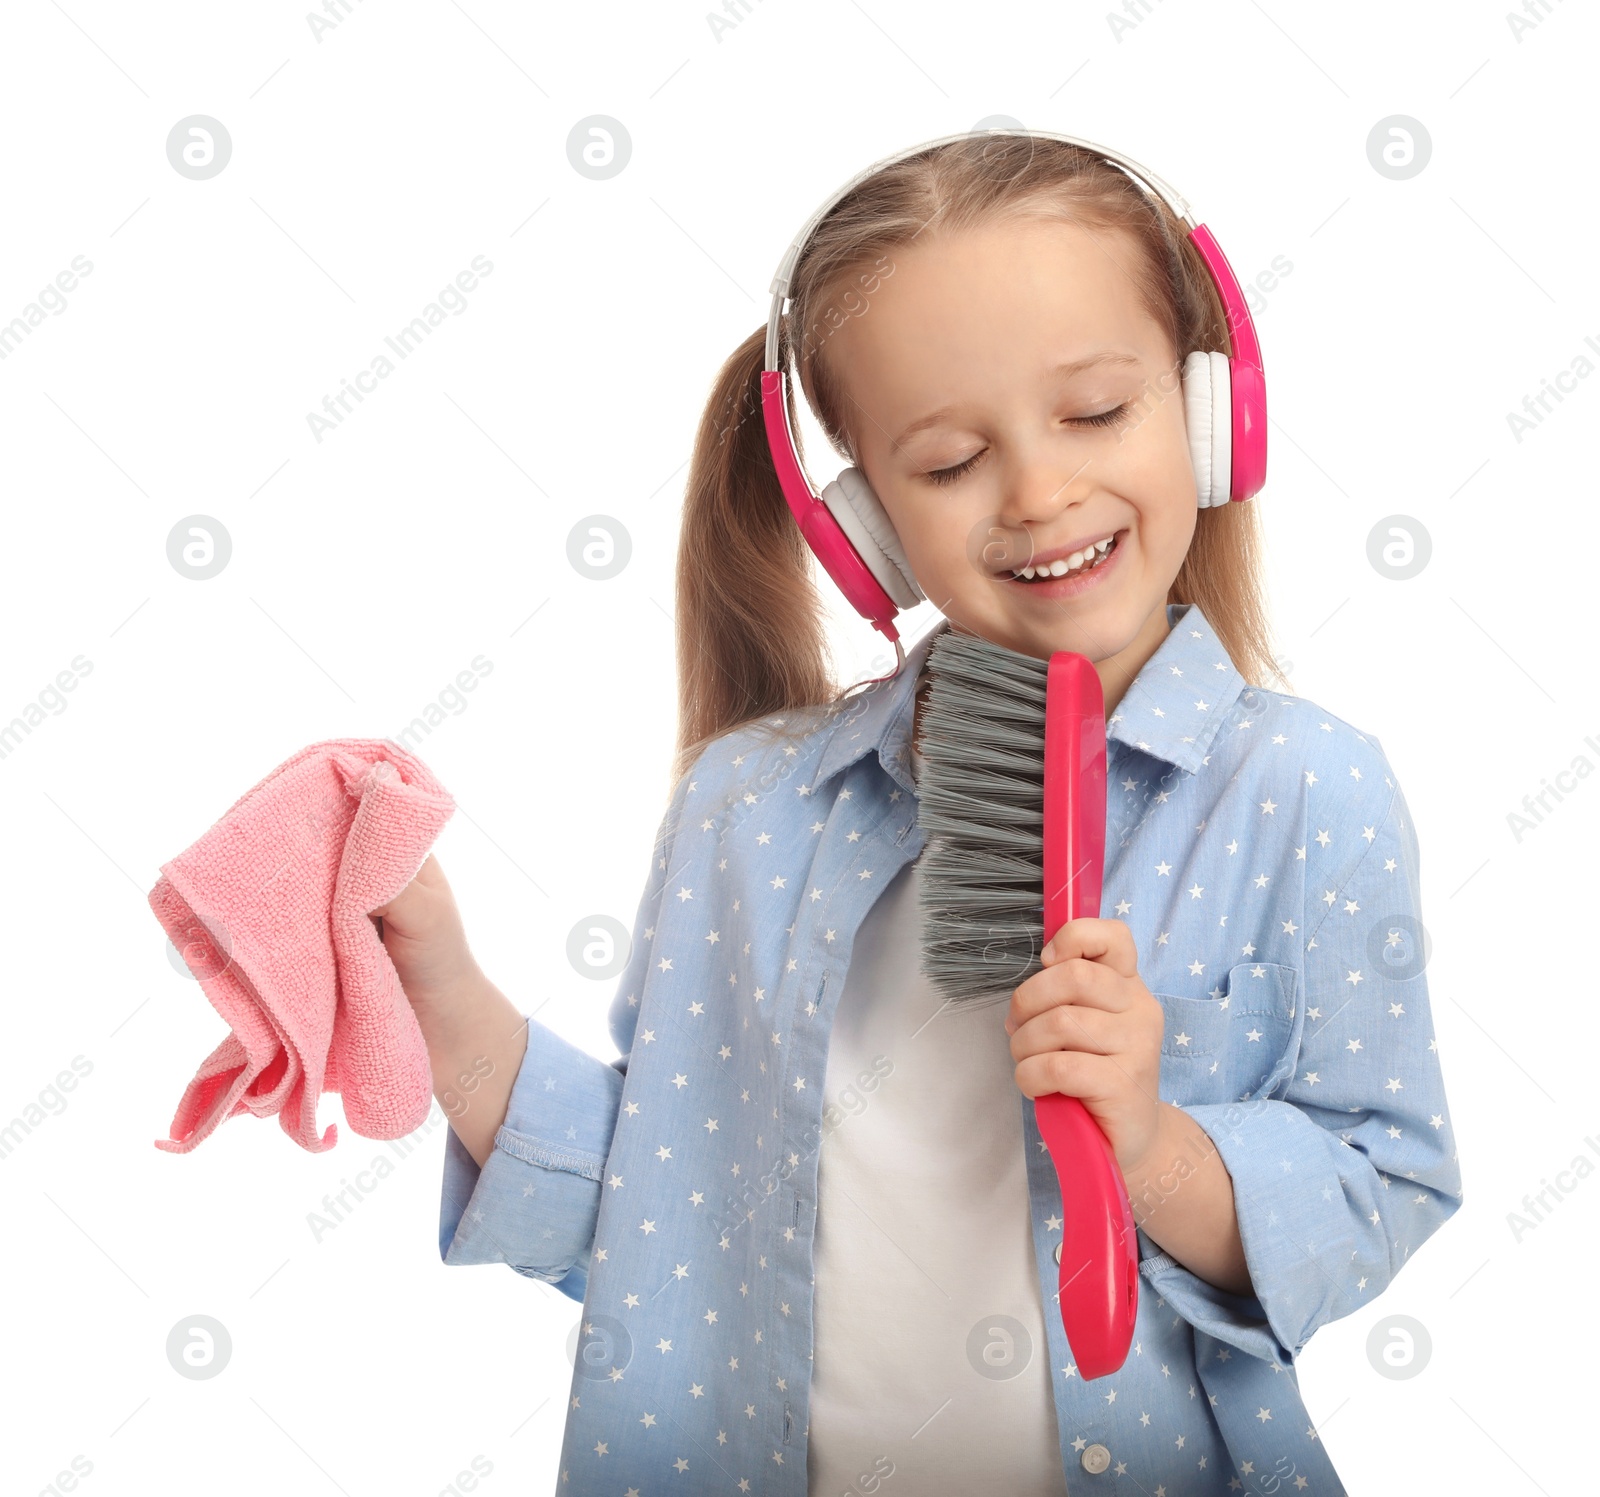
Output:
[1009,532,1120,583]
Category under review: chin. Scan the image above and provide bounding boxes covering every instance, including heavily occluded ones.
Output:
[1011,607,1142,664]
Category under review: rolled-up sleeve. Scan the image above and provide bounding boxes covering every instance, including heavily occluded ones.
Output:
[437,770,696,1303]
[1142,761,1465,1367]
[438,1018,627,1300]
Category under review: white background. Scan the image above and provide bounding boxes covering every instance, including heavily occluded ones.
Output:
[1,1,1593,1492]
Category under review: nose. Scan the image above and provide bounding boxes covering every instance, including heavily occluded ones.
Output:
[990,452,1097,564]
[999,443,1096,522]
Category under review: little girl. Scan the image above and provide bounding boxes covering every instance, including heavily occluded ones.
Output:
[379,133,1463,1496]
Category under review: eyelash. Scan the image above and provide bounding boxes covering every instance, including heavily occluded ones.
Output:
[924,404,1133,487]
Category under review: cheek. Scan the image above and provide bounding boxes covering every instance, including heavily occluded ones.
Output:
[884,487,989,581]
[1118,411,1199,529]
[1125,399,1195,480]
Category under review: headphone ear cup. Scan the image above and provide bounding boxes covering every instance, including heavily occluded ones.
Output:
[818,466,925,609]
[1182,350,1233,508]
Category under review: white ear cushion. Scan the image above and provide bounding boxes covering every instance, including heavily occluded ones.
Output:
[818,465,926,609]
[1182,350,1232,508]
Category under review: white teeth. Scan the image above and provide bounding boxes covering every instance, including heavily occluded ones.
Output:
[1010,533,1117,581]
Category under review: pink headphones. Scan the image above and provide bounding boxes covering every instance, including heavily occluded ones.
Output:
[759,129,1267,652]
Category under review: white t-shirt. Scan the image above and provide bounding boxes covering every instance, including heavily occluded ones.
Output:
[807,745,1070,1495]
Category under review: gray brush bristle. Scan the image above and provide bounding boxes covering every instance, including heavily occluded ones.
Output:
[915,631,1051,1005]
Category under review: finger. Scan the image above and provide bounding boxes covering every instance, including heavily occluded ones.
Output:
[1006,957,1123,1034]
[1042,916,1131,967]
[1009,1000,1123,1061]
[1042,916,1137,977]
[1014,1047,1123,1104]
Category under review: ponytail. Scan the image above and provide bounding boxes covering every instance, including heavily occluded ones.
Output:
[673,326,837,782]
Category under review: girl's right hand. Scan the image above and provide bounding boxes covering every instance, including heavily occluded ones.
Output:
[372,855,529,1165]
[370,853,478,1013]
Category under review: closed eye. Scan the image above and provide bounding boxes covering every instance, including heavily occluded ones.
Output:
[926,451,983,487]
[922,404,1134,487]
[1076,402,1133,431]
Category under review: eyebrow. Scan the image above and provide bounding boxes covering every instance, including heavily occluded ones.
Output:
[892,351,1144,446]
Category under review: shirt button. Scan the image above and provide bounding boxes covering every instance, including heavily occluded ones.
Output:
[1054,1241,1063,1264]
[1081,1443,1111,1474]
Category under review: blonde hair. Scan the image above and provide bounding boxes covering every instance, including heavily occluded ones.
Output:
[673,134,1286,782]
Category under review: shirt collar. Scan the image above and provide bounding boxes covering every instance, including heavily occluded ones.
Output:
[810,618,949,797]
[1106,601,1248,774]
[808,600,1247,792]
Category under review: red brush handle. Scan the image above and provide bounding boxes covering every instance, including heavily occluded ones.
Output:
[1037,652,1138,1379]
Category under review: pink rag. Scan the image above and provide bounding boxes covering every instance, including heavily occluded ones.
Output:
[149,739,454,1154]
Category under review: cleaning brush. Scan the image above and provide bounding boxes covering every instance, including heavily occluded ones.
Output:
[916,628,1139,1380]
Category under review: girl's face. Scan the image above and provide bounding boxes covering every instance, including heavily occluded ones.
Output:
[826,214,1201,695]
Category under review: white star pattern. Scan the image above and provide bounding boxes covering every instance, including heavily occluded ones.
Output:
[438,606,1459,1496]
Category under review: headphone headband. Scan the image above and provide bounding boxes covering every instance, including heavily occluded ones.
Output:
[764,129,1198,373]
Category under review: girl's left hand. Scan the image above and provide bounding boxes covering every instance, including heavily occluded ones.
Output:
[1004,916,1165,1178]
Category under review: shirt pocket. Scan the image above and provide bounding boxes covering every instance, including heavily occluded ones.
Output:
[1150,961,1302,1108]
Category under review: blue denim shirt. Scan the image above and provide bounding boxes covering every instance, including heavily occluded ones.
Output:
[438,602,1463,1495]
